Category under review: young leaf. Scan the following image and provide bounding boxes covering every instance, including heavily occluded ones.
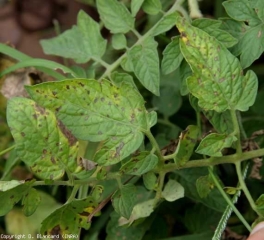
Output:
[161,36,183,75]
[112,34,127,50]
[131,0,144,17]
[176,16,258,112]
[174,125,199,166]
[7,98,80,179]
[41,197,98,235]
[255,194,264,215]
[152,12,179,36]
[112,184,136,219]
[142,0,162,15]
[22,188,41,216]
[143,172,157,190]
[26,79,148,166]
[196,133,236,157]
[146,111,157,129]
[120,152,158,175]
[128,38,160,95]
[0,181,33,216]
[196,175,214,198]
[162,179,184,202]
[222,1,264,68]
[96,0,135,34]
[41,11,106,64]
[111,72,136,89]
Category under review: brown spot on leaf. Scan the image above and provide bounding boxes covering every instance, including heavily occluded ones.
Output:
[35,104,46,115]
[51,156,56,164]
[52,91,57,96]
[115,142,125,157]
[43,149,47,154]
[101,97,105,102]
[58,120,77,146]
[21,132,25,137]
[78,82,85,87]
[66,85,70,90]
[10,195,14,199]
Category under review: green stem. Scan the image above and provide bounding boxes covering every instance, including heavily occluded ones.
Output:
[0,145,15,156]
[230,109,242,154]
[144,130,164,162]
[154,171,166,205]
[66,185,80,204]
[208,167,251,232]
[162,147,264,172]
[235,162,259,215]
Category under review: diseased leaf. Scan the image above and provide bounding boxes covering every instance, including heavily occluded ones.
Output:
[174,125,199,166]
[196,133,236,157]
[41,11,106,63]
[153,12,179,36]
[142,0,162,15]
[41,197,98,236]
[131,0,144,17]
[0,181,34,216]
[97,0,135,34]
[22,188,41,216]
[112,184,136,219]
[192,18,238,48]
[161,36,183,75]
[111,72,137,89]
[112,34,127,50]
[120,152,158,175]
[162,179,184,202]
[0,180,24,191]
[176,16,258,112]
[26,79,148,166]
[128,38,160,95]
[196,175,214,198]
[7,98,80,179]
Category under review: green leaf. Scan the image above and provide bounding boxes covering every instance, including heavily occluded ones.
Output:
[161,36,183,75]
[112,34,127,50]
[41,197,98,235]
[176,16,258,112]
[120,152,158,175]
[255,194,264,215]
[41,11,106,64]
[142,0,162,15]
[91,185,104,201]
[96,0,135,34]
[152,85,182,117]
[22,188,41,216]
[26,79,148,166]
[176,168,227,212]
[0,181,33,216]
[196,133,236,157]
[131,0,144,17]
[143,172,157,190]
[166,231,213,240]
[153,12,179,36]
[223,0,261,26]
[147,111,157,129]
[192,18,238,48]
[112,184,136,219]
[222,1,264,68]
[162,179,184,202]
[7,98,80,179]
[184,204,221,234]
[0,180,24,191]
[174,125,199,166]
[128,38,160,95]
[179,60,192,96]
[111,72,137,89]
[196,175,214,198]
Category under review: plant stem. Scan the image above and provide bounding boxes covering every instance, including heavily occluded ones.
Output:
[230,109,242,154]
[235,161,259,215]
[144,130,164,162]
[208,167,252,232]
[162,147,264,172]
[0,145,15,156]
[154,171,166,205]
[66,185,80,204]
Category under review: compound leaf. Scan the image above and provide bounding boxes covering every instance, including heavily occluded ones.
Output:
[97,0,135,34]
[7,98,79,179]
[176,16,258,112]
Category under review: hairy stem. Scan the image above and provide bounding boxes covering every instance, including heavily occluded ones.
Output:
[230,109,242,154]
[145,130,164,162]
[66,185,80,204]
[154,171,166,205]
